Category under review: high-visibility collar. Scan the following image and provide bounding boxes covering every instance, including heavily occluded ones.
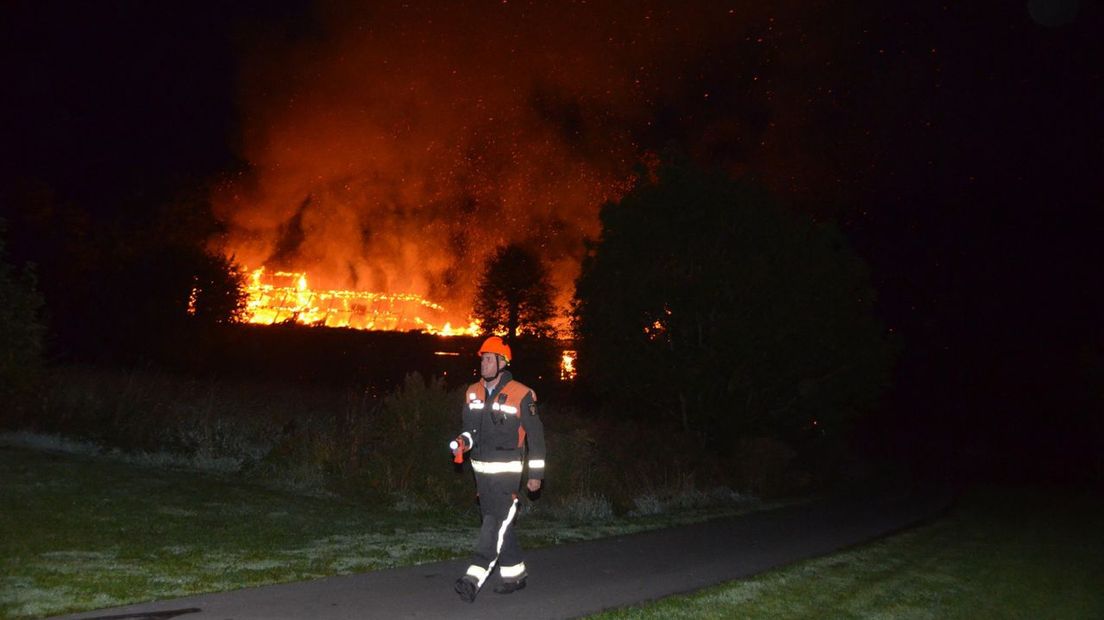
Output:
[482,370,513,399]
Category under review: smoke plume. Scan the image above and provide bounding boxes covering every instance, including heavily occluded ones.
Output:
[213,0,846,321]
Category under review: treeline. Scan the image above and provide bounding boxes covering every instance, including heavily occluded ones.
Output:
[0,184,247,366]
[572,160,898,466]
[0,227,45,405]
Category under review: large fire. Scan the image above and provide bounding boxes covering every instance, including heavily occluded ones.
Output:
[212,3,830,342]
[241,267,578,381]
[243,267,480,336]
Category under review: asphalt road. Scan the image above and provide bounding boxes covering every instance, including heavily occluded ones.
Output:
[52,489,951,620]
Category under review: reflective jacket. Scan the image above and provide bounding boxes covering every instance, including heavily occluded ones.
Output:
[458,371,546,480]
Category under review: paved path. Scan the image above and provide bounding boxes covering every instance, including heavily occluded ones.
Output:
[53,490,950,620]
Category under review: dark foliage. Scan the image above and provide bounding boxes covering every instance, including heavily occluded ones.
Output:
[0,225,46,403]
[573,159,897,452]
[361,373,472,503]
[187,251,250,326]
[473,243,557,339]
[0,184,248,361]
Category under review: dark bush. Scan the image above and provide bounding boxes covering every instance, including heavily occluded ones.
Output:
[21,348,818,506]
[362,372,471,505]
[574,158,898,458]
[0,228,45,416]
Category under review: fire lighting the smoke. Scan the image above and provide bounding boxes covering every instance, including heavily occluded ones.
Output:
[243,267,480,336]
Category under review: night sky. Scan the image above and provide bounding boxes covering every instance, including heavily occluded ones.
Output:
[2,1,1102,476]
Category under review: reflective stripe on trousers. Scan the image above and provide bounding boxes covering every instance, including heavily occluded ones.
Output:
[465,495,519,588]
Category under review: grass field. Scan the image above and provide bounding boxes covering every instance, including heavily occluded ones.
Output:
[591,487,1104,619]
[0,443,763,619]
[9,440,1097,620]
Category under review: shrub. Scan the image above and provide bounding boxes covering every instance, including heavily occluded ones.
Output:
[0,229,45,416]
[18,359,811,506]
[731,436,808,497]
[573,158,897,453]
[362,372,470,504]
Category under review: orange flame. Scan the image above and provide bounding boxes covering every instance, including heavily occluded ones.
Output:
[560,349,577,381]
[243,266,480,336]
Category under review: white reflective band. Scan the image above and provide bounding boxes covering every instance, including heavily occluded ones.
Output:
[461,432,473,447]
[492,402,500,410]
[500,562,526,579]
[500,405,518,414]
[466,565,488,583]
[528,459,545,469]
[468,392,477,401]
[469,402,484,410]
[471,460,524,474]
[482,497,519,587]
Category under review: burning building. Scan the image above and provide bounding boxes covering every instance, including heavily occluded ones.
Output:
[244,267,479,335]
[211,2,849,333]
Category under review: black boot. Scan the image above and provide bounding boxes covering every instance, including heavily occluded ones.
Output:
[455,577,478,602]
[493,578,527,594]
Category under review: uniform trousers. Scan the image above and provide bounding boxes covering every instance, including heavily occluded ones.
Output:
[464,470,526,588]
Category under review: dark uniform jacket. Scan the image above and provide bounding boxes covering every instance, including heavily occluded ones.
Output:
[458,371,546,480]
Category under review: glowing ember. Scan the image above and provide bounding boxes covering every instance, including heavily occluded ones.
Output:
[244,267,480,336]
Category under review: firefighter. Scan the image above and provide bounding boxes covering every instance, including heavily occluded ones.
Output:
[452,336,546,602]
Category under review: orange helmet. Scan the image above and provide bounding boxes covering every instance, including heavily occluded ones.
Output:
[477,336,512,363]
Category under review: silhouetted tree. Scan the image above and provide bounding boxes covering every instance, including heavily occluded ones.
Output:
[99,242,249,357]
[573,159,896,449]
[473,244,557,339]
[137,191,249,329]
[189,252,249,325]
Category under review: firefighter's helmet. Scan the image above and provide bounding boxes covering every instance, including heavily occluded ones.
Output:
[478,336,511,364]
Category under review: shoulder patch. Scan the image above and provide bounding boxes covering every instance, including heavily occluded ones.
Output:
[528,402,538,416]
